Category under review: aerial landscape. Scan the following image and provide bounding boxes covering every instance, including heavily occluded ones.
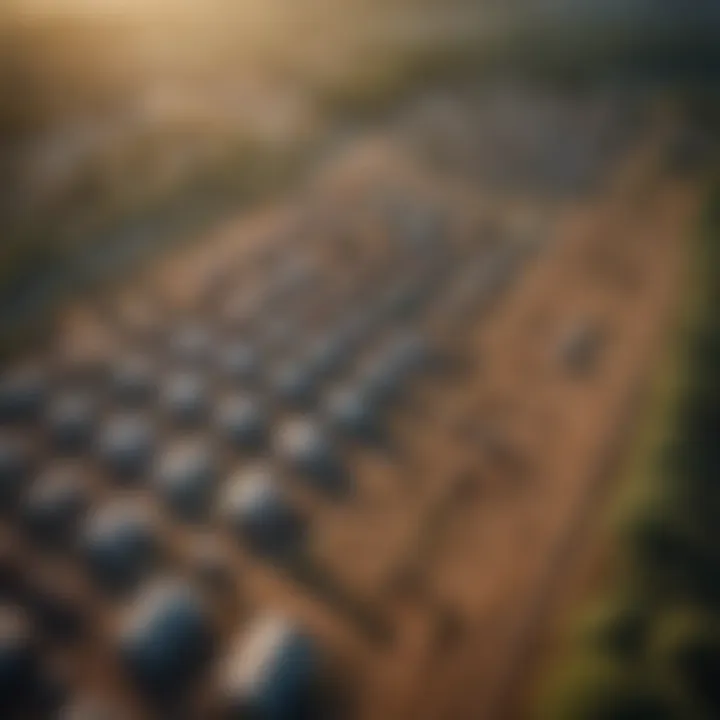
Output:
[0,1,718,718]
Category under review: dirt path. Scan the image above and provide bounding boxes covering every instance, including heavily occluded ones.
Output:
[402,134,702,720]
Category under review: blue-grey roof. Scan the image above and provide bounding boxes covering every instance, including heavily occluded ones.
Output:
[219,614,317,720]
[119,579,212,697]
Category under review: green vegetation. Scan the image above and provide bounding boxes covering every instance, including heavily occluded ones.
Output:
[538,185,720,720]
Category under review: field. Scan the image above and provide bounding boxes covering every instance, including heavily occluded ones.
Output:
[0,69,710,717]
[530,177,720,720]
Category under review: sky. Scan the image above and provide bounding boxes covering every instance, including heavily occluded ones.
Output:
[6,0,720,34]
[4,0,222,21]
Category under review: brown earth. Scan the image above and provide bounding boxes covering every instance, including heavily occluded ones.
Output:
[1,89,704,719]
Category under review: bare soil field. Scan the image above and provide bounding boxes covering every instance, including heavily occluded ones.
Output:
[0,85,704,718]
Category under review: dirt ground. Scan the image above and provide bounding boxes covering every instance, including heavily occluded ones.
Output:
[0,85,704,719]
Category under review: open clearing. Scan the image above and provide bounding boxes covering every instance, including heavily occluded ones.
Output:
[0,82,703,718]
